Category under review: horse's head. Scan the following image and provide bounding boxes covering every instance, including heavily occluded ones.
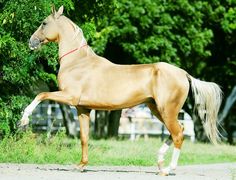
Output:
[29,5,64,50]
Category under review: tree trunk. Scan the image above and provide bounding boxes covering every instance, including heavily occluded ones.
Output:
[107,110,122,138]
[60,104,78,137]
[94,110,108,138]
[218,85,236,144]
[192,113,209,143]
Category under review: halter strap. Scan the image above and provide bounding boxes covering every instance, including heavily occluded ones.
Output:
[59,43,87,61]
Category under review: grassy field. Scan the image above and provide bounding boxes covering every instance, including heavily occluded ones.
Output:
[0,131,235,166]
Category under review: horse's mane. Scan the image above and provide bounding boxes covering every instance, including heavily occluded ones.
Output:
[60,16,96,55]
[62,16,87,45]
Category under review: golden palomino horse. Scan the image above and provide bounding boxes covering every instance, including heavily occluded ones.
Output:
[19,6,222,175]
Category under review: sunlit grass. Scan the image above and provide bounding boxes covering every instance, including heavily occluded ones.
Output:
[0,131,235,166]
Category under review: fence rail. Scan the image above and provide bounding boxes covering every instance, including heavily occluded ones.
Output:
[31,103,195,142]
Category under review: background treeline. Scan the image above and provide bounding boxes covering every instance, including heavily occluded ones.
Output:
[0,0,236,142]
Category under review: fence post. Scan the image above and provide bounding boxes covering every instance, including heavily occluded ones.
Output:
[47,103,52,138]
[130,121,135,141]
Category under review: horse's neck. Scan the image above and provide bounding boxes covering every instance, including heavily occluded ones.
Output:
[59,36,81,57]
[86,46,96,56]
[58,37,98,70]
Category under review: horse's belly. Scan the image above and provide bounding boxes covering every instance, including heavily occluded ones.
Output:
[79,85,153,110]
[79,98,152,110]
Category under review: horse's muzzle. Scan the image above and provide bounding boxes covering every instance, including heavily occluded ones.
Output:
[29,36,41,50]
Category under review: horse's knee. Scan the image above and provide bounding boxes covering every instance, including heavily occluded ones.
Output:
[37,92,48,100]
[80,135,88,145]
[69,96,80,106]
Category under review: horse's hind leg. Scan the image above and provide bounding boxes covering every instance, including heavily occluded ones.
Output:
[161,115,184,175]
[147,103,173,171]
[158,96,187,175]
[148,87,188,175]
[148,102,184,175]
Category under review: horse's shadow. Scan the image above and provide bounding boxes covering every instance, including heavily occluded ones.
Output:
[36,167,176,176]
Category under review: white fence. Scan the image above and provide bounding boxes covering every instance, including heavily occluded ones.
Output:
[31,103,195,142]
[119,111,195,142]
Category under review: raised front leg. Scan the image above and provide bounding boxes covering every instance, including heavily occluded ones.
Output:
[76,107,90,172]
[19,91,78,127]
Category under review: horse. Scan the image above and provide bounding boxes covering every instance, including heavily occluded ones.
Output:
[19,5,222,175]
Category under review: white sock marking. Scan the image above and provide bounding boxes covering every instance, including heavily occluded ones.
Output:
[161,147,180,174]
[158,143,170,163]
[170,147,180,169]
[20,99,41,125]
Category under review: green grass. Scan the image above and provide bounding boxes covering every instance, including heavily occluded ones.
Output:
[0,131,235,166]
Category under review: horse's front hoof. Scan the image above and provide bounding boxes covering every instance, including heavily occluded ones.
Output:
[75,162,87,172]
[17,119,29,131]
[18,116,29,128]
[18,125,28,132]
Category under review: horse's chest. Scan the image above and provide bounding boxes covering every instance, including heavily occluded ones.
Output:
[57,72,83,91]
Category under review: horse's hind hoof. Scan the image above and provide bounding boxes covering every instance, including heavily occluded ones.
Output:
[158,170,176,176]
[159,171,169,176]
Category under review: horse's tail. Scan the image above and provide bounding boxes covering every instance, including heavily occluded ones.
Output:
[187,75,223,144]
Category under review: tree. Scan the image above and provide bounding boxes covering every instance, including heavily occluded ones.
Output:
[0,0,114,136]
[219,86,236,144]
[88,0,236,141]
[0,0,74,135]
[1,0,236,142]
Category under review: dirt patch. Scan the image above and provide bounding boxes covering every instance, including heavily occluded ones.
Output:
[0,163,235,180]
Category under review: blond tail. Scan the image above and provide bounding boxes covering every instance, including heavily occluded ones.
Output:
[188,75,223,144]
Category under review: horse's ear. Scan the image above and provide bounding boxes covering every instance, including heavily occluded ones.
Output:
[55,6,64,18]
[51,4,56,15]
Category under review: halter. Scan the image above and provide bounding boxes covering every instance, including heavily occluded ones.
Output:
[59,24,88,61]
[59,43,87,61]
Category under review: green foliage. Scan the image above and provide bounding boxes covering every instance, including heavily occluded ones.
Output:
[0,96,30,135]
[1,0,236,138]
[91,0,214,70]
[222,7,236,33]
[89,0,236,83]
[0,0,74,135]
[197,0,236,91]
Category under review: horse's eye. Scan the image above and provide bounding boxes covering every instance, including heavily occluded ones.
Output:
[42,22,47,26]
